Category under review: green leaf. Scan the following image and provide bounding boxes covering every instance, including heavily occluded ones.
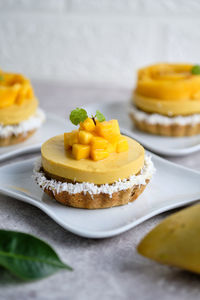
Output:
[95,110,105,122]
[191,65,200,75]
[0,230,72,281]
[0,75,4,81]
[70,108,88,125]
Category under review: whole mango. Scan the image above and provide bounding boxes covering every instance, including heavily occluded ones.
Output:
[137,204,200,274]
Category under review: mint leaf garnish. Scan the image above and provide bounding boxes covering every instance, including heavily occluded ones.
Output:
[95,110,105,122]
[69,108,106,126]
[70,108,88,126]
[191,65,200,75]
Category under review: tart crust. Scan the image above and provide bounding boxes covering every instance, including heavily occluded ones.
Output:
[0,129,36,146]
[34,161,152,209]
[130,111,200,137]
[34,154,154,209]
[43,179,149,209]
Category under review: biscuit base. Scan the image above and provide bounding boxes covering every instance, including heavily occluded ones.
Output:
[0,130,36,147]
[130,114,200,137]
[43,180,149,209]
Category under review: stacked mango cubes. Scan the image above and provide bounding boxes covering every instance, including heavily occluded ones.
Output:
[64,118,129,161]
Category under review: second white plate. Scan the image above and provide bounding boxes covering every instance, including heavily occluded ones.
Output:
[0,113,71,162]
[84,101,200,157]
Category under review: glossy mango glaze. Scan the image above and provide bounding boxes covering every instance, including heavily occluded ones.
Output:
[0,70,38,125]
[133,64,200,116]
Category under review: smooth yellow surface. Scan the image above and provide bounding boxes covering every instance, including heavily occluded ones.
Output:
[0,70,34,108]
[136,63,200,100]
[137,204,200,274]
[133,93,200,116]
[0,97,38,125]
[133,63,200,116]
[41,134,145,184]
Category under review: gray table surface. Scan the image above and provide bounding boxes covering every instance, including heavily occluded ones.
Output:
[0,81,200,300]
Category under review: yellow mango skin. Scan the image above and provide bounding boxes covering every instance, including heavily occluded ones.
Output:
[137,204,200,274]
[72,144,90,160]
[136,63,200,101]
[0,71,34,108]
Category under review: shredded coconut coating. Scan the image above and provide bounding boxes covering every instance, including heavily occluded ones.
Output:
[130,105,200,126]
[33,155,155,197]
[0,108,45,138]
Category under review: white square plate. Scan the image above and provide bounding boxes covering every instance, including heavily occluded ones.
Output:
[0,152,199,238]
[84,101,200,156]
[0,114,68,161]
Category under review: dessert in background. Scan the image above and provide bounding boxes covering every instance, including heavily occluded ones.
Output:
[130,63,200,136]
[0,69,45,146]
[34,108,155,209]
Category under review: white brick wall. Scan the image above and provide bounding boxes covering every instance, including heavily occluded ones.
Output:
[0,0,200,87]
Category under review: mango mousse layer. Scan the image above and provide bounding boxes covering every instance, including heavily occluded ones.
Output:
[0,70,38,125]
[133,64,200,116]
[41,118,145,185]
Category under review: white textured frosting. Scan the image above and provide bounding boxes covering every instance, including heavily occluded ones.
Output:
[33,155,155,198]
[0,108,45,138]
[130,105,200,126]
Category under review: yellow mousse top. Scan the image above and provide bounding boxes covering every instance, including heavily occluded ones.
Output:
[133,64,200,116]
[0,70,38,125]
[41,134,145,185]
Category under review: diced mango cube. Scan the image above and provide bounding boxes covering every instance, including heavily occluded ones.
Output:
[91,149,109,161]
[107,134,120,144]
[64,130,79,149]
[72,144,90,160]
[79,130,93,145]
[116,136,129,153]
[80,118,96,132]
[96,120,120,141]
[107,142,117,153]
[91,136,109,150]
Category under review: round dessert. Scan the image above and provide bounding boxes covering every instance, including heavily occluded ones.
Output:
[0,69,45,146]
[130,64,200,136]
[34,108,155,209]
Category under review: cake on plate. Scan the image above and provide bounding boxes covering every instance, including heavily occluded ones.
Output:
[34,108,155,209]
[0,69,45,146]
[130,63,200,136]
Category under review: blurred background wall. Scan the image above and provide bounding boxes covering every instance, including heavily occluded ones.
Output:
[0,0,200,88]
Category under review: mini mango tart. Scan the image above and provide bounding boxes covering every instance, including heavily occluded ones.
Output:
[33,108,155,209]
[130,64,200,136]
[0,70,45,146]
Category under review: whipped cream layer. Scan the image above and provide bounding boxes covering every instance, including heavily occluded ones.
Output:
[0,108,45,138]
[33,155,155,197]
[130,105,200,126]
